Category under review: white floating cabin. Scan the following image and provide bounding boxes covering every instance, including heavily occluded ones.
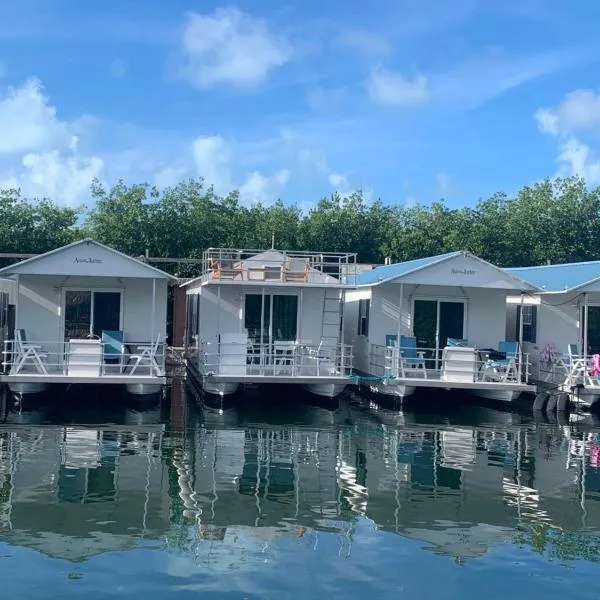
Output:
[183,248,357,399]
[0,239,176,397]
[344,251,538,403]
[506,260,600,410]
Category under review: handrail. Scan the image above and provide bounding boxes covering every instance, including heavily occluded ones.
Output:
[199,339,353,378]
[199,248,358,284]
[369,343,532,384]
[2,339,167,378]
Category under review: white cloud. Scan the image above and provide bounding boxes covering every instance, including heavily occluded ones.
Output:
[0,78,104,205]
[191,135,234,194]
[178,7,291,88]
[535,89,600,184]
[190,135,291,205]
[556,137,600,184]
[333,29,391,57]
[239,169,289,205]
[366,66,429,106]
[535,89,600,135]
[0,78,67,154]
[20,151,104,205]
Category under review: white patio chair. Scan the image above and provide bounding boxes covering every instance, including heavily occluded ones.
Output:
[127,334,162,376]
[273,341,296,375]
[12,329,48,374]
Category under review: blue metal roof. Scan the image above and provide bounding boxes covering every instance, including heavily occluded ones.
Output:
[354,252,462,285]
[506,261,600,292]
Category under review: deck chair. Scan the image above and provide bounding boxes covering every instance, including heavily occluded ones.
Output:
[12,329,48,374]
[399,335,427,378]
[273,340,296,375]
[127,334,162,376]
[101,330,125,374]
[213,257,242,280]
[483,341,519,382]
[284,257,310,282]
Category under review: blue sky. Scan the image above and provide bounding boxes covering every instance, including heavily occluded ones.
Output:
[1,0,600,209]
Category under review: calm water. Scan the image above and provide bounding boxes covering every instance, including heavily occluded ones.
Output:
[1,383,600,599]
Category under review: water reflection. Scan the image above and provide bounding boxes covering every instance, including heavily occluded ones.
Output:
[0,381,599,586]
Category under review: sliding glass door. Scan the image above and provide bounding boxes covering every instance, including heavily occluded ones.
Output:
[413,299,465,368]
[582,305,600,355]
[244,294,298,345]
[64,290,122,341]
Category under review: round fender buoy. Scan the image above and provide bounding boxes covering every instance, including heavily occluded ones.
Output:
[556,392,570,412]
[533,392,549,411]
[546,393,559,413]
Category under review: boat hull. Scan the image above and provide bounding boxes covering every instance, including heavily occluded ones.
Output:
[203,380,240,397]
[471,388,520,403]
[125,382,163,396]
[303,382,347,398]
[8,381,50,396]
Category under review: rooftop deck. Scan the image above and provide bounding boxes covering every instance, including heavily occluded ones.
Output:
[195,248,358,286]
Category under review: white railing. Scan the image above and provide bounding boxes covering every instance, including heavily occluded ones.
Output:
[199,340,353,378]
[2,339,166,378]
[200,248,358,284]
[369,344,531,385]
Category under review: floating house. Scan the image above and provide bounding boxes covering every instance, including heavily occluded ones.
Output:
[183,248,357,400]
[0,239,176,397]
[505,259,600,409]
[344,251,538,402]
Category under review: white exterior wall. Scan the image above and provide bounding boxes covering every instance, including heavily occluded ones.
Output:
[16,274,168,344]
[348,283,509,374]
[188,284,333,346]
[343,288,371,371]
[519,292,584,380]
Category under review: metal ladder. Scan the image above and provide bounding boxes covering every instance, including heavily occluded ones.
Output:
[320,289,342,348]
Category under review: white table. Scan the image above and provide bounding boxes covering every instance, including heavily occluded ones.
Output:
[67,339,102,377]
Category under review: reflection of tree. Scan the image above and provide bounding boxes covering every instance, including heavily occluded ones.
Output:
[517,523,600,562]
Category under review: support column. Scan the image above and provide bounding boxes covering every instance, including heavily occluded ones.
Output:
[518,292,524,381]
[584,292,589,364]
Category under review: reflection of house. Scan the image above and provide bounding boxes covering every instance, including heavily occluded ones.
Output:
[0,424,171,561]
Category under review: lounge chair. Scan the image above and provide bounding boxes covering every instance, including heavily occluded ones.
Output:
[284,257,310,282]
[12,329,48,374]
[212,256,243,280]
[101,330,125,374]
[127,334,163,376]
[482,341,519,382]
[399,335,427,378]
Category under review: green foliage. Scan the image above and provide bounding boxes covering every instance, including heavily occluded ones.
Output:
[2,175,600,271]
[517,523,600,563]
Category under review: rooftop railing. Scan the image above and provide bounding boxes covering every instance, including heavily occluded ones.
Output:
[200,248,358,284]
